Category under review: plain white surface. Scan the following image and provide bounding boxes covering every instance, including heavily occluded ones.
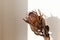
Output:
[28,0,60,40]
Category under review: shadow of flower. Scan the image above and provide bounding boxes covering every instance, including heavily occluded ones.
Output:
[46,16,60,40]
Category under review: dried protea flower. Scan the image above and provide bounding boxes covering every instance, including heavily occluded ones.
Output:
[23,10,46,35]
[23,9,50,40]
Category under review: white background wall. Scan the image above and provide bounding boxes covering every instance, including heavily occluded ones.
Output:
[28,0,60,40]
[0,0,27,40]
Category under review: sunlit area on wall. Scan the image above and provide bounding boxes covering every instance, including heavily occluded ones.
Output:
[28,0,60,40]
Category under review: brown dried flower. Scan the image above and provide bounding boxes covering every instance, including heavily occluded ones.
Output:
[23,9,50,40]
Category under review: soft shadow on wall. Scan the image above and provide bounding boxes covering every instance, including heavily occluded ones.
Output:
[46,16,60,40]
